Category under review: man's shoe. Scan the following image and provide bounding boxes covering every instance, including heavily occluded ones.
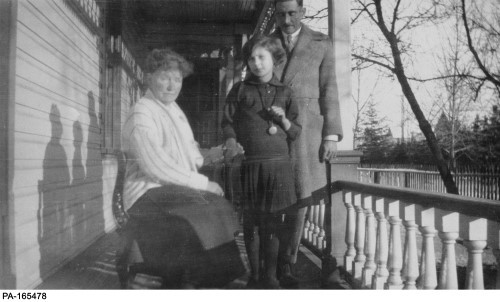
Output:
[246,278,261,289]
[262,277,281,289]
[279,264,300,289]
[321,267,352,289]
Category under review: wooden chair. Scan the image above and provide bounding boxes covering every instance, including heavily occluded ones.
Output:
[112,151,164,289]
[113,151,244,289]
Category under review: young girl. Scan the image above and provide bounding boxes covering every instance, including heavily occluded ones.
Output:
[222,36,301,289]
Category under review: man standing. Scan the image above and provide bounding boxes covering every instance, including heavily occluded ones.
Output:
[270,0,343,288]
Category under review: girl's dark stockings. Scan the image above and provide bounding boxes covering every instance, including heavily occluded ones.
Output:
[243,210,282,289]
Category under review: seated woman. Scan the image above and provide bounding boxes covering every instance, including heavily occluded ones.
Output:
[119,48,245,288]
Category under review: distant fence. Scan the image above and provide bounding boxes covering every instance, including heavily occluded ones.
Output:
[358,164,500,200]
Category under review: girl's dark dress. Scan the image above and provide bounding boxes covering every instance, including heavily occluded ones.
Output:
[222,75,301,213]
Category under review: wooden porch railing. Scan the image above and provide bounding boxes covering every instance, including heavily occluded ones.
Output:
[302,152,500,289]
[358,166,500,200]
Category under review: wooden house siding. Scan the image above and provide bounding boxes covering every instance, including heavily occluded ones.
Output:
[12,0,115,288]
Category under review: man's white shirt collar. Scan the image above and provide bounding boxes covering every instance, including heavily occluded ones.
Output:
[282,26,302,42]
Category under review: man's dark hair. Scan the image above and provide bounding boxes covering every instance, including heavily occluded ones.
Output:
[242,35,286,68]
[274,0,303,7]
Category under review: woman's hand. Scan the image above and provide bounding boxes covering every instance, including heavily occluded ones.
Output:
[269,106,291,130]
[206,181,225,197]
[223,138,244,164]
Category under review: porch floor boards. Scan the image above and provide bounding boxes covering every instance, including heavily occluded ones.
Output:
[36,230,322,290]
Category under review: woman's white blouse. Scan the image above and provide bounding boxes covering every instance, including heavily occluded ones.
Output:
[121,90,209,211]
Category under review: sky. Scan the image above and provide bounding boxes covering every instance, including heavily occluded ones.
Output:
[302,0,495,147]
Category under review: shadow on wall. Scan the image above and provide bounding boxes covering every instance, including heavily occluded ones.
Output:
[38,104,71,280]
[84,92,104,242]
[38,94,104,282]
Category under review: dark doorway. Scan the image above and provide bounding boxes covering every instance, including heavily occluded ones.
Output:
[178,58,221,149]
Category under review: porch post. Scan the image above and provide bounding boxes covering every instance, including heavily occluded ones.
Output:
[328,0,352,149]
[327,151,362,261]
[103,0,123,154]
[0,0,17,289]
[325,0,356,265]
[234,34,247,84]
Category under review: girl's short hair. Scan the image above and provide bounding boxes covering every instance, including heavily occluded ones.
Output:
[145,48,193,78]
[274,0,303,7]
[242,35,286,67]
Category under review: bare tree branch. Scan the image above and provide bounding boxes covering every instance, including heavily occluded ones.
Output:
[461,0,500,87]
[371,0,459,194]
[396,6,436,36]
[352,54,395,72]
[391,0,402,34]
[356,0,379,26]
[351,8,367,24]
[407,74,487,82]
[472,79,486,103]
[304,7,328,20]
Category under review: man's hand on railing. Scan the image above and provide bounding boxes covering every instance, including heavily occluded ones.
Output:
[319,140,338,163]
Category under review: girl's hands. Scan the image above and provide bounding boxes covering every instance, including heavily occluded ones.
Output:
[223,138,244,164]
[269,106,291,130]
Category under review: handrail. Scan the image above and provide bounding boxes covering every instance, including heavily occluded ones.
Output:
[358,168,440,174]
[331,180,500,222]
[300,155,500,289]
[358,167,499,176]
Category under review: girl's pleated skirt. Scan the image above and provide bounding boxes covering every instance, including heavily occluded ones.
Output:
[240,155,297,213]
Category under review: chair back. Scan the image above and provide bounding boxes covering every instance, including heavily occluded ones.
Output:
[112,151,129,229]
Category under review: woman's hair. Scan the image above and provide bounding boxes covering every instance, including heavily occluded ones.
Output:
[242,35,286,67]
[145,48,194,78]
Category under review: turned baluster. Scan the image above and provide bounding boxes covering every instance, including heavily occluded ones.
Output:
[402,205,419,289]
[372,197,389,289]
[312,205,320,247]
[344,192,356,274]
[362,195,376,288]
[353,193,366,280]
[464,240,487,289]
[418,226,437,289]
[317,202,326,250]
[463,218,487,290]
[386,201,403,289]
[417,207,437,290]
[438,232,459,289]
[438,212,459,289]
[308,206,316,245]
[303,207,311,241]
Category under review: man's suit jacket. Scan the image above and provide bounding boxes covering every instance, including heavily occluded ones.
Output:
[270,24,343,202]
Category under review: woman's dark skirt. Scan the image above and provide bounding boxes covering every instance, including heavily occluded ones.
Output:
[124,185,245,288]
[240,156,297,213]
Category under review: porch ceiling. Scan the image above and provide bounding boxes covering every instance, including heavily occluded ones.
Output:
[124,0,272,58]
[136,0,264,24]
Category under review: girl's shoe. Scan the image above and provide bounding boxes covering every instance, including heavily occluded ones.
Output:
[279,264,300,289]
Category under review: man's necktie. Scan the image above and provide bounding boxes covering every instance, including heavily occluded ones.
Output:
[286,35,294,53]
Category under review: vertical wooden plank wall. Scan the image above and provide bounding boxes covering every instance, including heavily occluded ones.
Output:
[0,0,18,289]
[12,0,112,288]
